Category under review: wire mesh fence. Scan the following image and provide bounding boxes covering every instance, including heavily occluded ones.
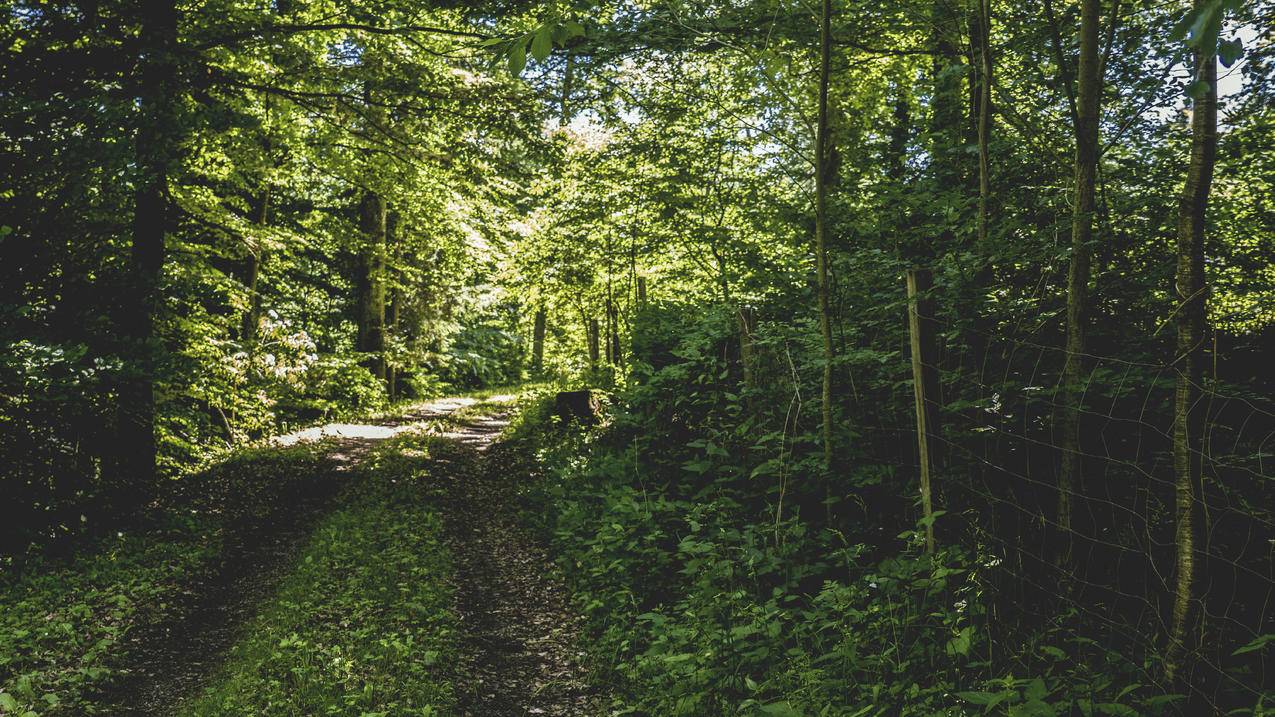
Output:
[882,311,1275,712]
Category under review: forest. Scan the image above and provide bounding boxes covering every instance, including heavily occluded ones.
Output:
[1,0,1272,714]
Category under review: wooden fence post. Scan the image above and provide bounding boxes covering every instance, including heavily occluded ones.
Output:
[738,306,757,397]
[907,268,943,553]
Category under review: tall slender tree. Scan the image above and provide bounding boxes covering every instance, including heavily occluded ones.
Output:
[815,0,835,487]
[1058,0,1103,560]
[112,0,181,506]
[1166,18,1218,684]
[357,191,388,385]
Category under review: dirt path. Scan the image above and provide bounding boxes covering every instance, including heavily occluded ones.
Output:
[102,463,345,715]
[99,398,603,716]
[437,413,605,716]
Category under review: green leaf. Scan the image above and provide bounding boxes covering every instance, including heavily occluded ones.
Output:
[1040,645,1066,660]
[1168,7,1203,41]
[508,39,527,76]
[1231,633,1275,656]
[1219,38,1243,67]
[758,702,802,717]
[918,510,947,529]
[1186,80,1211,99]
[531,27,553,63]
[0,693,19,712]
[1024,677,1047,701]
[945,625,973,656]
[1012,700,1057,717]
[957,691,1010,710]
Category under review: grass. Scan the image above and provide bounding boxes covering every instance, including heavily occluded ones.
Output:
[0,394,518,716]
[182,432,458,716]
[0,443,332,716]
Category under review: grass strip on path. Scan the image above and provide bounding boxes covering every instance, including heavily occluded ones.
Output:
[183,432,458,717]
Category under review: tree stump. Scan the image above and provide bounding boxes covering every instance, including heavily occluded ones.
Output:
[554,390,601,426]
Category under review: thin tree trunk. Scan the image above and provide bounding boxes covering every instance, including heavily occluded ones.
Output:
[241,189,269,344]
[111,0,179,509]
[976,0,992,256]
[388,286,400,400]
[968,0,995,378]
[1165,31,1217,687]
[385,211,400,400]
[815,0,835,483]
[608,300,622,366]
[587,318,600,370]
[1058,0,1103,563]
[357,191,387,385]
[532,307,547,373]
[738,306,757,398]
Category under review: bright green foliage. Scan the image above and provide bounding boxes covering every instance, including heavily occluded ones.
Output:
[508,298,1265,714]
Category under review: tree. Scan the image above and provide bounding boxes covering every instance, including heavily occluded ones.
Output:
[1166,5,1219,684]
[1057,0,1103,560]
[815,0,835,491]
[110,0,182,508]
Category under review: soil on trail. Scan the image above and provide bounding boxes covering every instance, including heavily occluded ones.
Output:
[100,464,345,715]
[438,413,605,716]
[99,398,603,716]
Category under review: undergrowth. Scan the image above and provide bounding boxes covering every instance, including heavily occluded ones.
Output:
[504,310,1200,717]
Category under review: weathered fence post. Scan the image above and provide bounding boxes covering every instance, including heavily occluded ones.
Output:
[907,268,942,553]
[738,305,757,398]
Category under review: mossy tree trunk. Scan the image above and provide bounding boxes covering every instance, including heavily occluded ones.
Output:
[814,0,835,489]
[357,191,387,386]
[1165,26,1217,686]
[1058,0,1102,565]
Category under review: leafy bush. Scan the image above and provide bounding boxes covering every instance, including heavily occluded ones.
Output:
[512,304,1194,717]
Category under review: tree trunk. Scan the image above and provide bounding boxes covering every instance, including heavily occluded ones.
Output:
[241,189,269,344]
[532,306,547,373]
[968,0,995,378]
[388,286,400,400]
[608,300,622,366]
[587,318,600,369]
[357,191,387,385]
[1058,0,1102,564]
[110,0,179,510]
[1165,32,1217,687]
[815,0,835,484]
[385,211,401,400]
[975,0,993,261]
[930,0,965,191]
